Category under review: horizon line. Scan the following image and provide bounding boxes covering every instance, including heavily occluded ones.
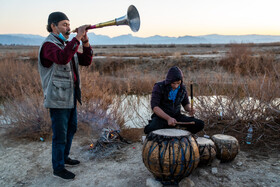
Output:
[1,33,280,38]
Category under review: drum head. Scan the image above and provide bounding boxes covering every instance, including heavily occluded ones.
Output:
[212,134,237,141]
[196,137,215,146]
[152,129,191,137]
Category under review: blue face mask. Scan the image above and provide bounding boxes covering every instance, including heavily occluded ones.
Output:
[55,26,68,42]
[58,32,67,42]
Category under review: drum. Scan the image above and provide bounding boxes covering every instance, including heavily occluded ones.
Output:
[196,137,216,166]
[211,134,240,162]
[142,129,199,184]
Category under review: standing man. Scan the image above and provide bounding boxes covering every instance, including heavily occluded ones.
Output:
[144,66,204,134]
[38,12,93,180]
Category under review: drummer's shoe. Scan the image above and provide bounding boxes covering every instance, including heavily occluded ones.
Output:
[65,158,80,166]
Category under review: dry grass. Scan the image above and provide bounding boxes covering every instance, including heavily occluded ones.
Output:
[219,44,279,77]
[0,54,50,140]
[119,128,144,142]
[194,44,280,148]
[0,44,279,148]
[0,51,155,140]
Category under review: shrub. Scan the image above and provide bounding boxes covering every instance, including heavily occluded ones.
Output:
[0,45,279,148]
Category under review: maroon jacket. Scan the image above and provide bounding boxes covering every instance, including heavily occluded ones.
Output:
[40,36,93,82]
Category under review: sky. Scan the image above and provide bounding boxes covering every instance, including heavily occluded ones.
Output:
[0,0,279,38]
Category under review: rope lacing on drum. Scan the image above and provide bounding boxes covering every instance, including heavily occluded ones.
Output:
[145,133,197,184]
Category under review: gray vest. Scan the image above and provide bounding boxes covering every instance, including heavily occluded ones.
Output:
[38,33,82,108]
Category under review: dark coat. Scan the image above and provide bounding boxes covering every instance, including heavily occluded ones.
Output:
[151,66,190,117]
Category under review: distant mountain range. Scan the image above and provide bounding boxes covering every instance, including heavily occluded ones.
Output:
[0,33,280,45]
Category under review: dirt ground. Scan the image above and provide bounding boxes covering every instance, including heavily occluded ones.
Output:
[0,128,279,187]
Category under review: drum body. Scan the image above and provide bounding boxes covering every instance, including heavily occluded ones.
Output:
[196,137,216,166]
[142,129,199,183]
[211,134,240,162]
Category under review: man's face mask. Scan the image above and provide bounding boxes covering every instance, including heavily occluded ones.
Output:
[58,32,67,42]
[55,26,70,42]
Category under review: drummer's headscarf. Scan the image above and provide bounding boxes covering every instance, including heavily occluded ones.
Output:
[165,66,184,103]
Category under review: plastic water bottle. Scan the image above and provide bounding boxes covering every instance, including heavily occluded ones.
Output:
[246,125,253,144]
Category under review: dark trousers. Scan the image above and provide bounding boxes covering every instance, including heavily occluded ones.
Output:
[144,114,204,135]
[50,96,77,172]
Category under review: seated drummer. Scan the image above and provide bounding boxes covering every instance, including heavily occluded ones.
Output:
[144,66,204,134]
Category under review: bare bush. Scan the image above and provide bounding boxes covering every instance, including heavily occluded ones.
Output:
[193,44,280,147]
[0,53,126,140]
[2,95,51,140]
[0,53,50,140]
[0,45,279,148]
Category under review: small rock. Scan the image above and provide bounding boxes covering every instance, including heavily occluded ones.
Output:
[179,177,195,187]
[211,159,220,167]
[146,178,162,187]
[271,163,278,166]
[236,161,243,166]
[211,167,218,174]
[198,169,209,177]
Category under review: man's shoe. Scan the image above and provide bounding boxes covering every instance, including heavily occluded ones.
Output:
[65,158,80,166]
[53,168,75,180]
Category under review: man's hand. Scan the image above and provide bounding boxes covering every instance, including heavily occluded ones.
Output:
[167,117,177,126]
[75,24,91,41]
[81,34,89,47]
[184,104,196,116]
[188,108,195,116]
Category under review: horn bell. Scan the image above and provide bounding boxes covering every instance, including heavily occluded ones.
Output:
[72,5,140,33]
[115,5,140,32]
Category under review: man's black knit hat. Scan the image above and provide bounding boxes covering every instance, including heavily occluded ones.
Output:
[48,11,69,25]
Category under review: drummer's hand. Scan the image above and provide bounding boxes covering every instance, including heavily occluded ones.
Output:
[189,108,196,116]
[167,117,177,126]
[185,104,196,116]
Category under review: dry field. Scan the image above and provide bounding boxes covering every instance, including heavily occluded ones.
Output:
[0,43,279,186]
[0,43,279,145]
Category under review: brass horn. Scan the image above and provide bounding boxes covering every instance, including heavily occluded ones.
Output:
[72,5,140,33]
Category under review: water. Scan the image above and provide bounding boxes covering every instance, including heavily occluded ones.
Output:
[182,54,224,59]
[112,95,280,128]
[0,104,17,126]
[107,95,152,128]
[1,96,279,129]
[92,53,225,61]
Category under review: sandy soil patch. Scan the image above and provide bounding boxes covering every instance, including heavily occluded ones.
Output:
[0,128,279,187]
